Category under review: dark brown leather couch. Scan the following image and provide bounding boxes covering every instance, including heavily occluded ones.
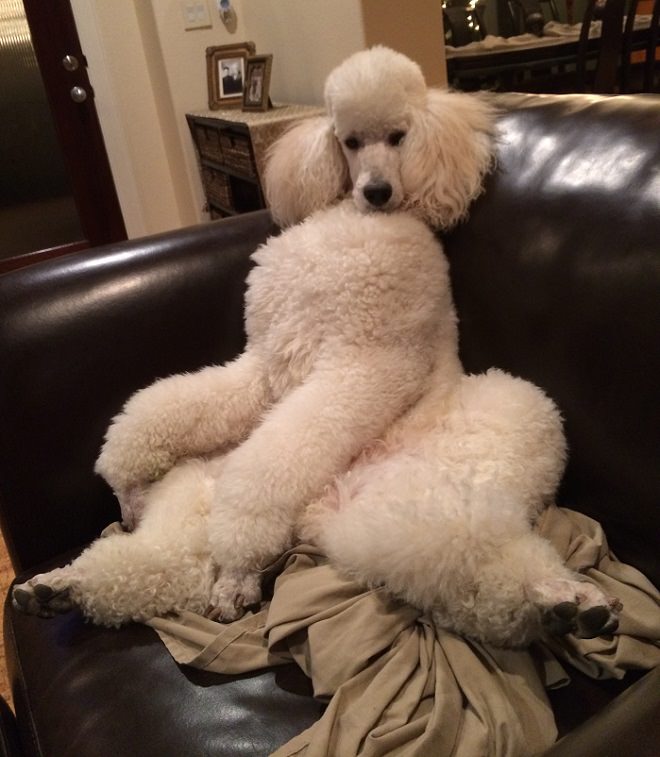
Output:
[0,92,658,756]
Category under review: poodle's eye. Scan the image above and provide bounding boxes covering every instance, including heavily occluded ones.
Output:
[388,130,406,147]
[344,136,361,151]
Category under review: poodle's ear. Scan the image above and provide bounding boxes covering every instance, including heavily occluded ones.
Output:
[264,116,348,227]
[401,91,495,229]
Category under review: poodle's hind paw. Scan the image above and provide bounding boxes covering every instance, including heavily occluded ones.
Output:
[12,574,75,619]
[535,579,622,639]
[206,570,262,623]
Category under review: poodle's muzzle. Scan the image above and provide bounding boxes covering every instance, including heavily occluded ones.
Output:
[343,141,405,215]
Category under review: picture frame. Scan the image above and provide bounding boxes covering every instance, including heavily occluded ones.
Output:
[206,41,256,110]
[242,54,273,112]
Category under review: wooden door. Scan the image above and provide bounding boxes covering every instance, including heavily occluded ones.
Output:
[0,0,126,273]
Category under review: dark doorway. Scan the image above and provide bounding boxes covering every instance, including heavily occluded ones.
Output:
[0,0,126,272]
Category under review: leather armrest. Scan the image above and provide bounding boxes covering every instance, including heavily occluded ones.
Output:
[539,666,660,756]
[0,211,277,572]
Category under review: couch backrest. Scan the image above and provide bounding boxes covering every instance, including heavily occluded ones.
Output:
[444,93,660,584]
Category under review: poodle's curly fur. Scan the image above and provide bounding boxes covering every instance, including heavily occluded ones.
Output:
[14,47,620,647]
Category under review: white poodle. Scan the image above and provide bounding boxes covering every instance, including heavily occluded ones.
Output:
[14,47,620,647]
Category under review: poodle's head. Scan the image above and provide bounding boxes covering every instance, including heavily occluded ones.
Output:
[265,46,495,229]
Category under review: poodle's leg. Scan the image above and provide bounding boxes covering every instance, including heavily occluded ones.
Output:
[310,438,618,646]
[13,460,216,626]
[96,350,269,522]
[315,463,620,647]
[438,371,620,642]
[445,369,568,520]
[207,347,430,621]
[312,370,621,646]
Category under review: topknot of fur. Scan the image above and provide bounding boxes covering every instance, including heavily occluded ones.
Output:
[324,45,426,137]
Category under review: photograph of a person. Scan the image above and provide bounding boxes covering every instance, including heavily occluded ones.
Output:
[242,54,273,112]
[206,42,256,109]
[246,63,264,104]
[220,58,243,98]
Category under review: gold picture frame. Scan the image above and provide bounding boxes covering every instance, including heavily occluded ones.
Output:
[206,41,256,110]
[242,54,273,112]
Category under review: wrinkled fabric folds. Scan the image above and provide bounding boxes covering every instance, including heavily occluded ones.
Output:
[147,507,660,756]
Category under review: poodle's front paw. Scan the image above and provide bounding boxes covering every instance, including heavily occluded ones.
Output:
[12,568,75,619]
[116,485,150,531]
[533,578,622,638]
[96,441,168,499]
[95,413,175,499]
[206,570,262,622]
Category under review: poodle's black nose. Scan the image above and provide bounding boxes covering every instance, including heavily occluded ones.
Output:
[363,181,392,208]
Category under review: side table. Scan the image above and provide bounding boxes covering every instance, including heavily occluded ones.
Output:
[186,104,324,219]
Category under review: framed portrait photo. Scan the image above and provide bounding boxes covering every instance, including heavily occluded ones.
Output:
[206,41,256,109]
[242,54,273,112]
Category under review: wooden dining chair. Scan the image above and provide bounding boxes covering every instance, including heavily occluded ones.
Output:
[588,0,660,93]
[619,0,660,94]
[575,0,626,92]
[621,0,642,90]
[645,0,660,90]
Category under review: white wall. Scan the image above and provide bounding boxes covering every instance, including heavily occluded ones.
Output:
[146,0,251,228]
[239,0,365,104]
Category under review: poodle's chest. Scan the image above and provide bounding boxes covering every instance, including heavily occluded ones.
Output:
[243,209,450,395]
[244,252,359,392]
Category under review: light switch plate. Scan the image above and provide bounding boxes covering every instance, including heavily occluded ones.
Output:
[181,0,212,30]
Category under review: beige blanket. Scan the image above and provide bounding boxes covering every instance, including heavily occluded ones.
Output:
[147,507,660,756]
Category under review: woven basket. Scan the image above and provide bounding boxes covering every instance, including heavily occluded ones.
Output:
[194,125,223,164]
[218,131,256,177]
[202,167,232,210]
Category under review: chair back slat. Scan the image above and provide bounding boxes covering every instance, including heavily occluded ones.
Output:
[643,0,660,90]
